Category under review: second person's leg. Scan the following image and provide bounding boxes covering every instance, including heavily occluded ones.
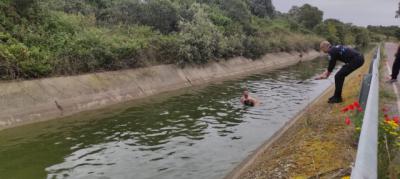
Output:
[391,57,400,80]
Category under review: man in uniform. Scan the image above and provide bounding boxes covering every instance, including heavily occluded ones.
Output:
[315,41,364,103]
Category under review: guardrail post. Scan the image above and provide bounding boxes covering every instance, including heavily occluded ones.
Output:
[358,74,372,110]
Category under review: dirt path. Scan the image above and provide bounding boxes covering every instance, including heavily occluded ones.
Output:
[383,42,400,113]
[382,42,400,178]
[227,48,376,179]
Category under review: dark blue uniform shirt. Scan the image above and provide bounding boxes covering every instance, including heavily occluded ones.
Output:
[327,45,361,72]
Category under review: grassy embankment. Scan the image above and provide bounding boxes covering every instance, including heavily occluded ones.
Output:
[0,0,322,80]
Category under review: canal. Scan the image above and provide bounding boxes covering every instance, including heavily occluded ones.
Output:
[0,57,332,179]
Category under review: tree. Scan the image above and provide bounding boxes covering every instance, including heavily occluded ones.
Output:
[219,0,251,25]
[62,0,112,15]
[395,28,400,40]
[12,0,42,17]
[177,3,224,64]
[324,19,356,45]
[326,21,339,44]
[97,0,179,33]
[367,25,400,40]
[249,0,275,18]
[141,0,179,33]
[314,19,341,45]
[12,0,35,12]
[352,27,370,47]
[63,0,96,15]
[288,4,323,30]
[396,2,399,18]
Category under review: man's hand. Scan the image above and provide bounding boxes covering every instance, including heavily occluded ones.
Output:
[315,75,327,80]
[315,70,330,80]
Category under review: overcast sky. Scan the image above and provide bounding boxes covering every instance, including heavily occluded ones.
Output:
[272,0,399,26]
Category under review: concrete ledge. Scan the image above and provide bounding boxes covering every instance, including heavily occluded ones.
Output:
[0,50,322,130]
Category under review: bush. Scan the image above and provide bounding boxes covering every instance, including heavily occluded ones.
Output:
[243,35,270,59]
[177,4,223,65]
[0,0,350,80]
[0,32,52,79]
[97,0,179,33]
[55,25,157,74]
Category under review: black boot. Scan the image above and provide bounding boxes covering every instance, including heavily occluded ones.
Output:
[387,78,397,83]
[328,96,343,103]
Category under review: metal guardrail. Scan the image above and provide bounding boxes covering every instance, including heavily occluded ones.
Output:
[351,46,380,179]
[359,48,378,111]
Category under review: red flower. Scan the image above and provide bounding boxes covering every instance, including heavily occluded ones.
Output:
[341,107,349,113]
[393,116,399,124]
[348,104,355,111]
[345,117,351,125]
[382,107,389,113]
[357,107,363,112]
[385,115,391,122]
[353,101,360,108]
[384,114,389,118]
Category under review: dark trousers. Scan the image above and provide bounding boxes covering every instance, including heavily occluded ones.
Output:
[392,57,400,79]
[334,56,364,98]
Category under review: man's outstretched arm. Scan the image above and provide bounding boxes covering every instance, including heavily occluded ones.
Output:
[315,70,331,80]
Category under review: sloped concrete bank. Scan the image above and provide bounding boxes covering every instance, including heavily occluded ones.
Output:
[0,50,322,130]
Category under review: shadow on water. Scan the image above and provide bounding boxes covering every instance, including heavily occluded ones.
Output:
[0,57,332,179]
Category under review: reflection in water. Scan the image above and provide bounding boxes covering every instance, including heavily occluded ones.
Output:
[0,58,332,179]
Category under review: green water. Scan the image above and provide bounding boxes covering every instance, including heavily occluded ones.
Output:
[0,58,332,179]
